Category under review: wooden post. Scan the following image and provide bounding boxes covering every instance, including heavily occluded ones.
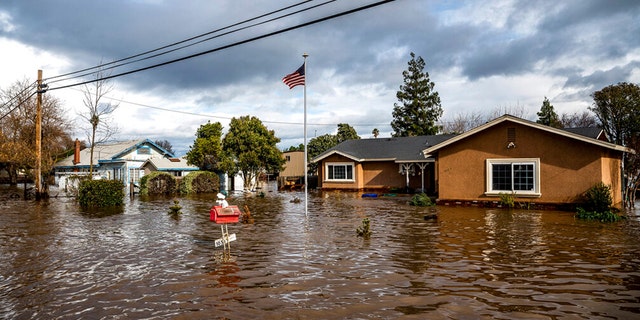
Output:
[35,70,43,200]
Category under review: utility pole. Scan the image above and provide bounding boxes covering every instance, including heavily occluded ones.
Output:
[35,69,47,200]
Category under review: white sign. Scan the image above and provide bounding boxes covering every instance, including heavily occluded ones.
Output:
[214,233,237,247]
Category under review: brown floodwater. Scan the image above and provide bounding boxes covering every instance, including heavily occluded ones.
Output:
[1,185,639,319]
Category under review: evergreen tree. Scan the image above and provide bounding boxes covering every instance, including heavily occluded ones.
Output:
[536,97,561,128]
[391,52,443,136]
[336,123,360,143]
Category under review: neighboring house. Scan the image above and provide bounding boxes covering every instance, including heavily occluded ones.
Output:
[312,134,455,194]
[140,157,199,177]
[54,139,174,189]
[278,150,305,190]
[312,115,632,208]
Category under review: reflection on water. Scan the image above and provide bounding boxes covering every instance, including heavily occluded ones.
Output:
[1,188,639,319]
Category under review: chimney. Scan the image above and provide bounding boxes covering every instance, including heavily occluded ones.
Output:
[73,139,80,165]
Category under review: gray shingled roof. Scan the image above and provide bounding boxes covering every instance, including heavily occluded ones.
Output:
[312,135,457,163]
[563,127,606,140]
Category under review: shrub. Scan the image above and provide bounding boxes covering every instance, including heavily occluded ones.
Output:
[409,193,434,206]
[576,183,625,222]
[179,171,219,194]
[139,172,177,195]
[499,192,515,208]
[78,179,124,207]
[356,218,372,238]
[575,207,625,222]
[583,182,612,213]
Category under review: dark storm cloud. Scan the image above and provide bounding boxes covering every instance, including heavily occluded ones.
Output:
[455,0,640,81]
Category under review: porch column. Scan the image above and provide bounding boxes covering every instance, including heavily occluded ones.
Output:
[417,163,429,193]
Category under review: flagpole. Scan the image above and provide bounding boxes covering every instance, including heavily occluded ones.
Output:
[303,53,308,217]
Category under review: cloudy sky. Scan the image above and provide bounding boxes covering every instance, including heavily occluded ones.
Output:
[1,0,639,155]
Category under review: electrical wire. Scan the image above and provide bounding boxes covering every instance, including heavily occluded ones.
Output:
[47,0,395,92]
[45,0,338,86]
[43,0,320,84]
[0,89,37,121]
[0,80,37,111]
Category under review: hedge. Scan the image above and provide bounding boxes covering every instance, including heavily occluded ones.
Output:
[179,171,220,194]
[139,172,177,195]
[78,179,125,207]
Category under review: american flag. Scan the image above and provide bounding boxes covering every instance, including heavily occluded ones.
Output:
[282,63,305,89]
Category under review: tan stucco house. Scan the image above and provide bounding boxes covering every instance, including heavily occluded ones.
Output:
[312,115,632,208]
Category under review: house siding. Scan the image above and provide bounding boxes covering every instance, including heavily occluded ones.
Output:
[436,122,624,208]
[317,154,428,191]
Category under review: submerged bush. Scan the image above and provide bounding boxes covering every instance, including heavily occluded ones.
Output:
[356,218,372,238]
[576,182,624,222]
[409,193,434,206]
[78,179,124,207]
[499,192,515,208]
[140,172,177,195]
[583,182,612,213]
[179,171,219,194]
[575,207,625,222]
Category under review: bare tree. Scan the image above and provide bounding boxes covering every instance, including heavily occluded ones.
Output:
[487,104,528,119]
[560,110,598,128]
[441,111,486,134]
[78,69,119,175]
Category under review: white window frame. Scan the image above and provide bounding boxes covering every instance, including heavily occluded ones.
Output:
[325,162,355,182]
[485,158,541,197]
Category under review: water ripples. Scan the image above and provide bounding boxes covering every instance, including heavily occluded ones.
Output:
[1,191,639,319]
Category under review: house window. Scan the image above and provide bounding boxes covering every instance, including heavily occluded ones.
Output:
[129,168,140,183]
[325,162,354,181]
[486,158,540,197]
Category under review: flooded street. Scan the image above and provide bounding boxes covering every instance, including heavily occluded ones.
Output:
[1,188,640,319]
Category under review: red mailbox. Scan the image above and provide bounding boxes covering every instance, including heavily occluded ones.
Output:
[210,205,241,224]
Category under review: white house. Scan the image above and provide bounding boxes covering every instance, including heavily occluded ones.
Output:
[53,139,174,190]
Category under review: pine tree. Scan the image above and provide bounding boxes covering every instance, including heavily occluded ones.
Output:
[536,97,561,128]
[391,52,443,136]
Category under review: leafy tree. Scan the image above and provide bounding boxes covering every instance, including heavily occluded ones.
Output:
[0,79,74,187]
[284,144,304,152]
[307,133,338,174]
[155,139,174,154]
[536,97,561,128]
[336,123,360,143]
[590,82,640,145]
[221,116,285,191]
[372,128,379,138]
[78,68,119,176]
[589,82,640,207]
[391,52,443,137]
[185,121,224,171]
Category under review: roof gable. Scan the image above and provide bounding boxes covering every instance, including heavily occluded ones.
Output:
[422,114,631,156]
[54,139,175,168]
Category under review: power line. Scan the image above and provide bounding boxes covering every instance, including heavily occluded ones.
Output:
[82,88,391,127]
[44,0,319,84]
[0,80,37,111]
[47,0,395,92]
[0,89,37,121]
